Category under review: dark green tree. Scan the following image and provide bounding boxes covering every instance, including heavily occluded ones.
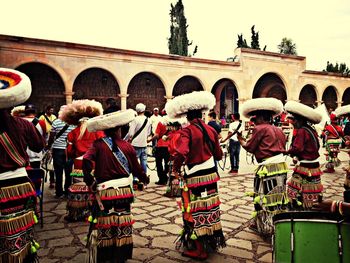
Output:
[277,37,297,55]
[168,0,197,56]
[237,34,249,48]
[250,25,260,50]
[325,61,350,76]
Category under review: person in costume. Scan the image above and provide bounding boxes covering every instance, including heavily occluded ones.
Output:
[165,91,225,260]
[163,116,187,197]
[0,68,45,262]
[322,113,344,173]
[59,99,105,221]
[83,109,149,263]
[237,97,288,236]
[11,105,26,117]
[284,101,323,209]
[334,105,350,198]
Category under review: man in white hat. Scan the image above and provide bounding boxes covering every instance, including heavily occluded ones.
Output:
[237,97,288,235]
[284,101,324,209]
[0,68,45,262]
[165,91,225,260]
[126,103,152,174]
[83,109,149,263]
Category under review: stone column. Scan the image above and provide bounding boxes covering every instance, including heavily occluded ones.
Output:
[315,100,323,107]
[118,93,129,110]
[337,101,343,108]
[64,91,74,105]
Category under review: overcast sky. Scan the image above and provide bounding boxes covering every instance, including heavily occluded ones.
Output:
[1,0,349,71]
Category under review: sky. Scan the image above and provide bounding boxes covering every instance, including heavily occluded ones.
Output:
[1,0,349,71]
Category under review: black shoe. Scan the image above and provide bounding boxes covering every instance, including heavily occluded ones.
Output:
[155,181,167,185]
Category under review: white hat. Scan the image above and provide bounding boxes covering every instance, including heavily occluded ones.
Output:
[87,109,136,132]
[136,103,146,113]
[153,107,159,111]
[284,101,322,124]
[165,91,216,118]
[241,97,283,118]
[335,105,350,117]
[161,115,187,126]
[0,68,31,109]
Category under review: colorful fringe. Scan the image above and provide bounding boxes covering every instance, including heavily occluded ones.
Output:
[0,183,36,204]
[0,211,39,263]
[177,168,225,253]
[250,162,288,236]
[66,183,92,221]
[325,138,342,168]
[287,171,323,209]
[70,169,84,177]
[86,189,134,263]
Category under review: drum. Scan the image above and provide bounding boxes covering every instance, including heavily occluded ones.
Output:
[273,211,350,263]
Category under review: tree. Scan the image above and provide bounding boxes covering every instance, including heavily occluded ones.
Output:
[168,0,197,56]
[325,61,350,76]
[236,25,263,50]
[250,25,260,50]
[237,34,249,48]
[277,37,297,55]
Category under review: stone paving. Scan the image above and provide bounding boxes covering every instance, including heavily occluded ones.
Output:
[35,148,348,263]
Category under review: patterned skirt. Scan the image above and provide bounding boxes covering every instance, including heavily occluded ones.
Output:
[287,162,323,209]
[250,162,289,236]
[0,172,39,263]
[66,181,93,221]
[165,161,181,197]
[325,138,342,168]
[86,185,135,263]
[177,165,225,253]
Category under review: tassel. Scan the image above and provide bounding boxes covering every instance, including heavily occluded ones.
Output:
[254,196,260,204]
[33,214,38,224]
[31,245,37,254]
[181,206,185,213]
[297,201,303,206]
[179,229,184,236]
[184,186,188,192]
[186,206,191,213]
[88,215,93,222]
[34,241,40,249]
[251,211,258,218]
[245,192,255,197]
[190,232,197,240]
[93,218,97,224]
[262,197,267,204]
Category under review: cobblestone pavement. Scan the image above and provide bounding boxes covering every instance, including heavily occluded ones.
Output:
[35,149,348,263]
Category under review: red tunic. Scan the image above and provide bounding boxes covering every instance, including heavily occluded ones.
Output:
[172,119,223,171]
[243,123,286,162]
[66,126,104,159]
[83,137,147,186]
[155,122,170,148]
[288,127,320,160]
[0,116,45,173]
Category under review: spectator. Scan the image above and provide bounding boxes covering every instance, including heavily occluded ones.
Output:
[103,97,120,114]
[207,111,222,139]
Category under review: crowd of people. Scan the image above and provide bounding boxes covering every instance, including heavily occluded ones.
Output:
[1,67,350,262]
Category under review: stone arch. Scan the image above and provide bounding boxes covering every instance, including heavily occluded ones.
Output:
[322,86,338,110]
[252,73,287,103]
[342,87,350,106]
[127,72,166,111]
[73,67,120,109]
[172,76,204,97]
[211,78,239,118]
[299,84,317,107]
[16,62,66,113]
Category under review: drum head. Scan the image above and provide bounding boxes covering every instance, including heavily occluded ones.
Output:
[273,211,342,223]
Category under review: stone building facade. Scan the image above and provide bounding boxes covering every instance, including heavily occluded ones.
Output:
[1,34,350,117]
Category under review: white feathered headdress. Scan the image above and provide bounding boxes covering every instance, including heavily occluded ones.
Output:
[165,91,216,118]
[284,101,322,124]
[87,109,136,132]
[59,99,103,125]
[335,105,350,117]
[241,97,283,118]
